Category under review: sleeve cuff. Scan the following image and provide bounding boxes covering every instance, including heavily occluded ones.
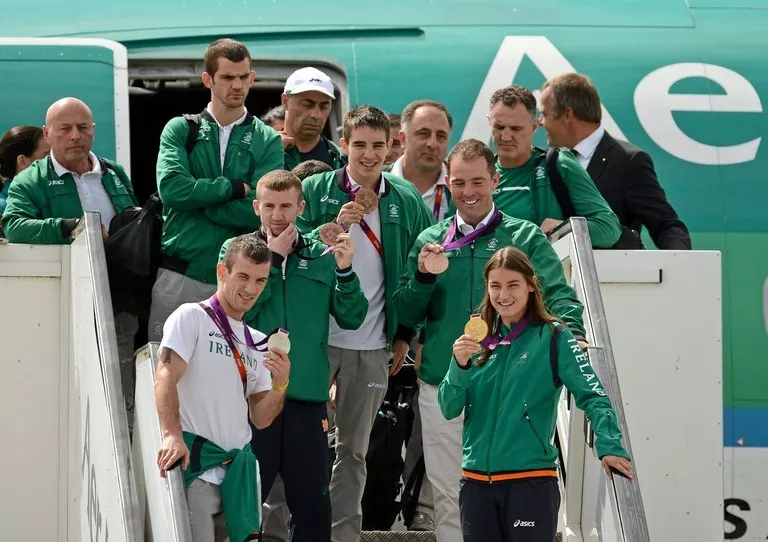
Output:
[229,179,247,199]
[394,324,416,345]
[415,269,436,284]
[60,218,79,239]
[447,356,473,385]
[335,266,356,283]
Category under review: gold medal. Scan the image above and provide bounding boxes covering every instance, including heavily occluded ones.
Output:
[464,314,488,342]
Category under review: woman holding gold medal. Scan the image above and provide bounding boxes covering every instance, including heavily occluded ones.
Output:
[439,247,633,542]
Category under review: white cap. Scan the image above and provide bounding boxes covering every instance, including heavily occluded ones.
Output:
[284,67,335,99]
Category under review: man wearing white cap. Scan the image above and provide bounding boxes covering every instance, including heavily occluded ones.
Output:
[281,67,347,171]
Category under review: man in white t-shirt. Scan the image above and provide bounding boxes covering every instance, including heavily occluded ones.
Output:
[155,234,291,542]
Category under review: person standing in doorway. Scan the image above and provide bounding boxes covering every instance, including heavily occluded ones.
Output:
[149,38,283,342]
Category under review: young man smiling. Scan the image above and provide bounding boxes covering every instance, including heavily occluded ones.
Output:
[155,235,291,542]
[219,170,368,541]
[394,138,586,542]
[297,105,434,542]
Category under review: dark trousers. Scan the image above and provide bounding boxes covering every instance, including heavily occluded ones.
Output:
[459,477,560,542]
[252,399,331,542]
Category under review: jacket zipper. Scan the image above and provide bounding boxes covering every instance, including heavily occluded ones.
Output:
[486,348,505,484]
[523,405,550,455]
[469,242,475,311]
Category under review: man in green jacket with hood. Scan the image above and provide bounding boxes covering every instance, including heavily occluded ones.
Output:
[149,38,284,341]
[219,170,368,541]
[393,138,586,542]
[489,85,621,248]
[297,105,434,542]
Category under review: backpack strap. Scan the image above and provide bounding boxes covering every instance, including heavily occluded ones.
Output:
[550,323,565,388]
[544,147,576,219]
[183,113,203,156]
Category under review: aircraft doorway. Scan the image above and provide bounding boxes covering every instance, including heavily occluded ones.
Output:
[127,60,348,205]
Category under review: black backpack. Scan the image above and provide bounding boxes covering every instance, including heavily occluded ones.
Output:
[104,114,202,318]
[541,147,644,250]
[361,400,409,531]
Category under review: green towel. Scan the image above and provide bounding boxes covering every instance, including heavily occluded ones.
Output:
[182,431,261,541]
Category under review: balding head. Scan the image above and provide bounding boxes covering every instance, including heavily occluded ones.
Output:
[45,97,93,126]
[43,97,96,171]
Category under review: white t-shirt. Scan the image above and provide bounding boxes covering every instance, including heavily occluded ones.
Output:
[328,173,388,350]
[206,103,248,172]
[159,301,272,485]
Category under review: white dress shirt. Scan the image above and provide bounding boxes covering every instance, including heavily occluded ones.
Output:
[571,126,605,170]
[51,151,116,228]
[456,205,496,236]
[390,156,450,220]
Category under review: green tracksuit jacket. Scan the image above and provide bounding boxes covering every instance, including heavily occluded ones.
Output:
[296,168,435,345]
[494,148,621,248]
[182,431,261,541]
[438,322,629,478]
[2,156,137,244]
[220,232,368,402]
[283,135,347,171]
[156,110,283,284]
[393,211,585,385]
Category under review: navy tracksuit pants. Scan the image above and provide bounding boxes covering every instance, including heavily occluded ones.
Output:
[251,399,331,542]
[459,477,560,541]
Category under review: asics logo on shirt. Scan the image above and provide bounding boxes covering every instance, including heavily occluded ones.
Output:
[321,195,340,205]
[514,519,535,527]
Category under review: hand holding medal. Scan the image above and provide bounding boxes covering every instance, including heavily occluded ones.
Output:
[418,243,449,275]
[319,222,345,247]
[453,314,488,367]
[265,329,291,392]
[267,328,291,354]
[354,187,379,214]
[423,209,502,276]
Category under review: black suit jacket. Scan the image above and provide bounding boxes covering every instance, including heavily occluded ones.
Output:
[586,132,691,250]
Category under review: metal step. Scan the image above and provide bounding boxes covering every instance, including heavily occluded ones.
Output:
[360,532,437,542]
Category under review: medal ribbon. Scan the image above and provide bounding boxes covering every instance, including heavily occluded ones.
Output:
[480,317,528,350]
[432,185,444,221]
[441,208,501,252]
[342,168,384,257]
[199,294,261,394]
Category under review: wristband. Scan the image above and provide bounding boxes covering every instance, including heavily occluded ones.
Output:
[272,380,289,392]
[335,267,354,277]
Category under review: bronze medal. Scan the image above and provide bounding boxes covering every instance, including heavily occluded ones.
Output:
[424,251,449,275]
[355,188,379,214]
[464,315,488,342]
[319,222,345,246]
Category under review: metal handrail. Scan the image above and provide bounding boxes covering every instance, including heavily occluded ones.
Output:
[566,217,650,542]
[135,342,194,542]
[82,211,143,540]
